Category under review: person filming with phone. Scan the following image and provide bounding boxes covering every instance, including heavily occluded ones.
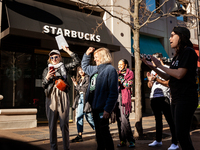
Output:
[42,46,80,150]
[146,53,178,150]
[81,47,118,150]
[142,26,198,150]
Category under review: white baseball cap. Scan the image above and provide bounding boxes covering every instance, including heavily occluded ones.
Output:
[49,49,60,56]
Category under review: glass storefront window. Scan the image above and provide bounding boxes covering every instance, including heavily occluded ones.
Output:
[34,54,74,121]
[0,51,33,108]
[0,50,74,122]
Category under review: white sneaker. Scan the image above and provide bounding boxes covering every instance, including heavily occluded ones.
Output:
[148,140,162,147]
[168,144,179,150]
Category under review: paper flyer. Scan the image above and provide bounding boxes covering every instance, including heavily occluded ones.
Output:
[55,34,69,50]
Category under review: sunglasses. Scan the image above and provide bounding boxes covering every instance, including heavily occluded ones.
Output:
[50,56,59,60]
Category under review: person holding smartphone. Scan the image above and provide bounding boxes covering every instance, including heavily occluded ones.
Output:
[147,53,178,150]
[142,27,198,150]
[81,47,118,150]
[42,46,80,150]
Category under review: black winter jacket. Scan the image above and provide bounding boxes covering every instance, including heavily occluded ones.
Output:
[72,75,92,113]
[42,53,80,97]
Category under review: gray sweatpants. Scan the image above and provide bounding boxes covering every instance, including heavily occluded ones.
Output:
[46,86,70,150]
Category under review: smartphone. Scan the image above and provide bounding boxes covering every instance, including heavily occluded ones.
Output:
[49,66,55,71]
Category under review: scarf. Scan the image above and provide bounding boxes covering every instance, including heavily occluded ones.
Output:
[48,62,67,79]
[119,68,134,114]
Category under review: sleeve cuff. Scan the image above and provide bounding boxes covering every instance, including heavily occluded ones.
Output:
[70,52,75,57]
[44,78,50,84]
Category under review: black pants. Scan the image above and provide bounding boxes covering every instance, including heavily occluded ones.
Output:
[92,109,114,150]
[151,97,177,144]
[171,101,198,150]
[116,102,135,143]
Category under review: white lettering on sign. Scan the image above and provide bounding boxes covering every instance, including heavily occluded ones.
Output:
[85,33,90,40]
[50,26,57,34]
[43,25,50,33]
[90,34,95,41]
[78,32,84,39]
[71,30,77,38]
[43,25,101,42]
[57,28,63,35]
[96,35,100,42]
[64,29,70,37]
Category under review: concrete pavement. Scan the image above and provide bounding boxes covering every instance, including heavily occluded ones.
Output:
[0,115,200,150]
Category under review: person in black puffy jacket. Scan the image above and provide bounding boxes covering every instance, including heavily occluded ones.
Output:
[42,46,80,150]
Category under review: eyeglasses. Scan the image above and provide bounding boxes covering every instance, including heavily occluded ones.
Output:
[170,33,176,38]
[50,56,59,60]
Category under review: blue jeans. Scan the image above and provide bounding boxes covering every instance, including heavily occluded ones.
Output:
[76,93,95,133]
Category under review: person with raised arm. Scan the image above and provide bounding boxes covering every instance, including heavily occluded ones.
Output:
[81,47,118,150]
[42,46,80,150]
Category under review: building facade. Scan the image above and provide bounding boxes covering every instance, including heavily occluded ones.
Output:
[0,0,132,127]
[0,0,199,128]
[132,0,200,113]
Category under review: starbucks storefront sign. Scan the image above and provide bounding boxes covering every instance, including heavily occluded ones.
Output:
[43,25,101,42]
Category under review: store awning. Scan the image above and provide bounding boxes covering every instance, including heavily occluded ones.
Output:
[1,0,119,51]
[131,34,169,58]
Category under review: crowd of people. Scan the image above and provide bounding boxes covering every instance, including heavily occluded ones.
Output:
[42,26,198,150]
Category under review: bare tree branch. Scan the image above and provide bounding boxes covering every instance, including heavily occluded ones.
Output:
[139,0,169,29]
[98,4,129,11]
[78,0,134,30]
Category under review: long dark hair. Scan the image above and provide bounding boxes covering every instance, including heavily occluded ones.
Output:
[172,27,193,56]
[119,59,130,72]
[76,66,87,83]
[175,33,193,56]
[119,59,129,68]
[76,66,82,82]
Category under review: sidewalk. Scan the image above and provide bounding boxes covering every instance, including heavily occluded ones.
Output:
[0,115,200,150]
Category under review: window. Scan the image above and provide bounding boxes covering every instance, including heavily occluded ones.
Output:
[177,16,184,21]
[146,0,160,13]
[0,50,74,121]
[0,51,33,108]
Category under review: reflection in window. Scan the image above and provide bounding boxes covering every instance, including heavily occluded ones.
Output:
[146,0,160,13]
[177,16,184,21]
[0,51,33,108]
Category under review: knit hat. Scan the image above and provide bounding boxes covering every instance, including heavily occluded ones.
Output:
[172,26,190,39]
[49,49,60,56]
[172,26,193,46]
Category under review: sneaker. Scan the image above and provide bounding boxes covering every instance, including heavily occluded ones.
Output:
[128,141,135,148]
[117,141,126,147]
[168,144,179,150]
[148,140,162,147]
[71,135,83,142]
